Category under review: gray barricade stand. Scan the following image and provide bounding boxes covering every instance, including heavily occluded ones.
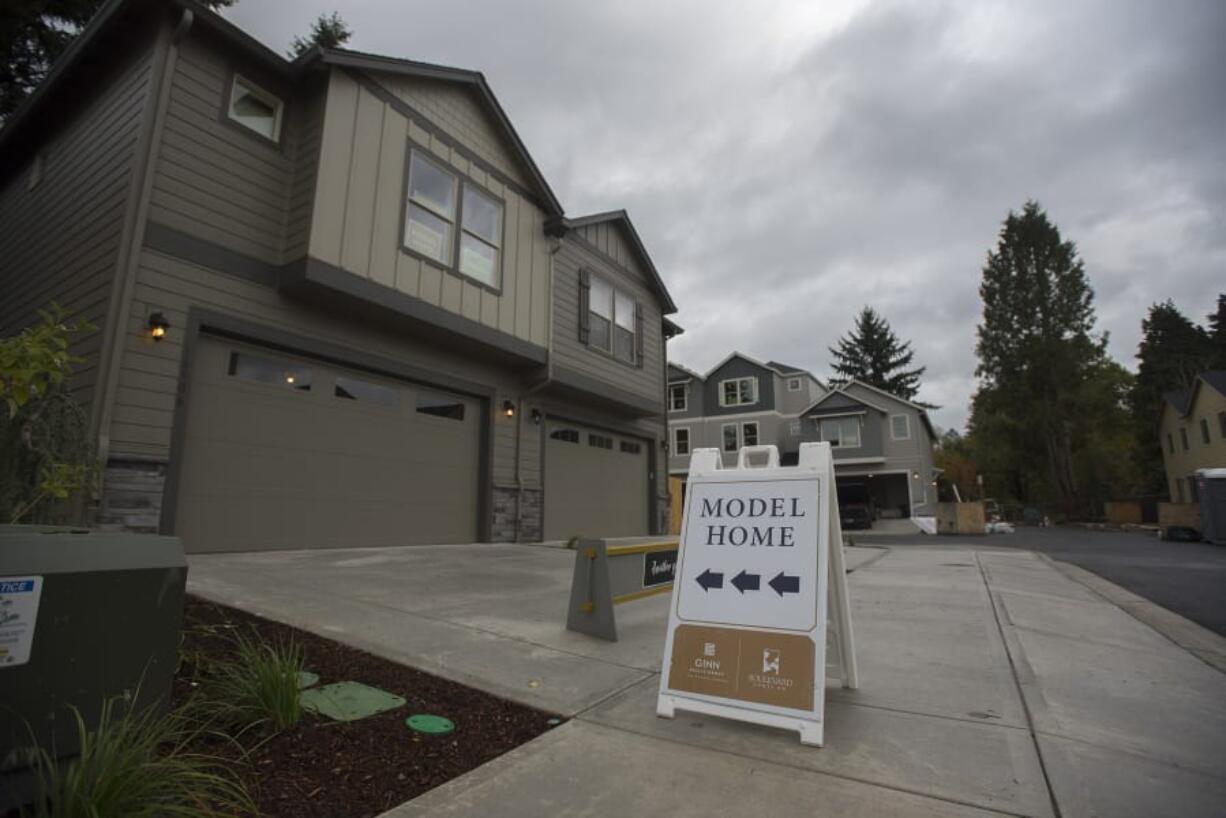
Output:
[566,539,679,641]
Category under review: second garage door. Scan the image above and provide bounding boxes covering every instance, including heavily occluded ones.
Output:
[544,419,649,540]
[174,337,482,553]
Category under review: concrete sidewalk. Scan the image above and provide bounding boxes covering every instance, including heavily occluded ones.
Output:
[187,543,1226,817]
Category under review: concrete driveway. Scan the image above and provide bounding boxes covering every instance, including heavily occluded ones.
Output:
[188,542,1226,817]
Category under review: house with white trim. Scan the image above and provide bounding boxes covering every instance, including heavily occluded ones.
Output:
[667,353,937,520]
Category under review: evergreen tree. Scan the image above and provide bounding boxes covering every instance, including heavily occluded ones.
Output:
[1,0,234,120]
[1208,293,1226,369]
[289,12,352,57]
[1129,300,1212,493]
[970,200,1113,517]
[828,307,928,402]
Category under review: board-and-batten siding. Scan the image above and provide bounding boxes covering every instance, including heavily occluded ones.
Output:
[575,222,652,283]
[0,47,154,409]
[553,240,664,405]
[308,70,550,349]
[147,34,301,264]
[109,248,537,489]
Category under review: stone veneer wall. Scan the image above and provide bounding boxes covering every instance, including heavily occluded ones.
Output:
[491,486,543,542]
[97,459,167,533]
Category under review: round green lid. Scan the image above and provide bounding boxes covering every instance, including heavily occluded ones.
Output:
[406,714,455,735]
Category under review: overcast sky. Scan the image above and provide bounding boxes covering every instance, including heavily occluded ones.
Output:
[228,0,1224,432]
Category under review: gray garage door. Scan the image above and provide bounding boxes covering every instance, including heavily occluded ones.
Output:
[174,337,481,553]
[544,419,649,540]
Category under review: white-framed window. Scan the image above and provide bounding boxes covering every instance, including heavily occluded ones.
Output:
[459,185,502,286]
[669,384,688,412]
[672,426,690,456]
[722,423,739,452]
[404,149,504,288]
[819,416,861,448]
[586,273,636,364]
[719,376,757,407]
[890,414,911,440]
[228,75,283,141]
[742,421,759,447]
[787,377,801,391]
[789,419,801,435]
[405,151,458,265]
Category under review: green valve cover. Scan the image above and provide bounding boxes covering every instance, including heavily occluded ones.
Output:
[296,670,320,689]
[406,714,455,735]
[300,681,405,722]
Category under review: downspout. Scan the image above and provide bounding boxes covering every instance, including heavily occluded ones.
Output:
[513,232,562,540]
[91,8,191,476]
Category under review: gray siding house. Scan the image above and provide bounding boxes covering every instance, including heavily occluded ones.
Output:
[0,0,679,551]
[668,354,937,517]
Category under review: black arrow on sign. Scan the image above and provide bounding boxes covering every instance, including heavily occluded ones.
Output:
[769,572,800,597]
[696,569,724,592]
[730,570,760,594]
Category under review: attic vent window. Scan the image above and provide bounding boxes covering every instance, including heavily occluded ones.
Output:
[228,75,283,141]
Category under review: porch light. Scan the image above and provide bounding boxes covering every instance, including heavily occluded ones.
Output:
[147,312,170,341]
[502,399,516,418]
[912,472,921,480]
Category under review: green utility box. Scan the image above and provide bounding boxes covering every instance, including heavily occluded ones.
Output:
[0,526,187,810]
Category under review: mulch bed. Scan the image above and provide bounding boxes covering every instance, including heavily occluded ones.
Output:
[175,595,558,817]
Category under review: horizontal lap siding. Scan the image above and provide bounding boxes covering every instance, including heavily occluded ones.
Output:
[552,240,664,404]
[0,47,154,408]
[149,36,296,264]
[308,71,550,349]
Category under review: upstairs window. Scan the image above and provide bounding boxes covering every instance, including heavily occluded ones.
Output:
[673,427,690,456]
[1166,433,1174,454]
[228,75,283,141]
[669,384,688,412]
[1219,411,1226,439]
[1200,418,1211,444]
[891,414,911,440]
[819,417,861,449]
[1180,427,1189,451]
[788,377,801,391]
[719,377,757,407]
[459,186,502,286]
[405,152,458,265]
[581,272,639,365]
[404,150,504,288]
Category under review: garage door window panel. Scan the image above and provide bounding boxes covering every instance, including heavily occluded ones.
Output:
[228,351,312,392]
[551,428,580,443]
[334,376,399,410]
[589,433,614,450]
[415,392,466,421]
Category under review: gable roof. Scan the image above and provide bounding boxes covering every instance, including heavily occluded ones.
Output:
[547,210,677,314]
[702,351,781,379]
[1169,371,1226,420]
[668,363,704,383]
[1163,389,1193,417]
[0,0,564,217]
[804,380,937,438]
[766,360,807,376]
[800,389,889,417]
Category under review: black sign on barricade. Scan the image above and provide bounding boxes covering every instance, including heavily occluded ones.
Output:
[566,540,679,642]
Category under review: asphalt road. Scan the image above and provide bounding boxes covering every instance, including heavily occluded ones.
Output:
[851,526,1226,636]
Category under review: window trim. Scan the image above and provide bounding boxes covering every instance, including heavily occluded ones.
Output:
[669,384,688,413]
[672,426,691,456]
[400,144,506,295]
[718,376,758,407]
[890,413,911,441]
[225,73,285,146]
[787,377,801,392]
[721,422,739,453]
[741,420,759,447]
[819,416,861,449]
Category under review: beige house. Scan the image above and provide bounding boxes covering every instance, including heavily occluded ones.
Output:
[1160,372,1226,503]
[0,0,680,551]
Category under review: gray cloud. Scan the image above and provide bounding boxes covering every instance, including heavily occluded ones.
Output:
[228,0,1226,430]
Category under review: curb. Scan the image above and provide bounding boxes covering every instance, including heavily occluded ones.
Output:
[1040,555,1226,674]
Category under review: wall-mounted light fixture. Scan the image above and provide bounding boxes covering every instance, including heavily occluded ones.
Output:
[502,399,516,418]
[912,471,921,480]
[531,408,543,425]
[147,312,170,341]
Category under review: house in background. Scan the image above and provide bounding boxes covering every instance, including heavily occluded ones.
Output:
[667,352,937,520]
[0,0,679,552]
[1160,372,1226,503]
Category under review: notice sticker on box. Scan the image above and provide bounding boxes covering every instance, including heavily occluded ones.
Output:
[0,576,43,668]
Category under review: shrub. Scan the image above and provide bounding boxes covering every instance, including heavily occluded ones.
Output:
[200,631,305,733]
[20,694,252,818]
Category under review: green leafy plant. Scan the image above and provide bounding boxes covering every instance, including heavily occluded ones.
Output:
[0,303,98,524]
[200,631,305,733]
[20,695,252,818]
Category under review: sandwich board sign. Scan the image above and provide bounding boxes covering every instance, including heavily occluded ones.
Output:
[656,442,857,746]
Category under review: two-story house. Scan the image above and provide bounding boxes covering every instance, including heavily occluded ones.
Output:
[1160,372,1226,503]
[0,0,679,551]
[667,353,937,519]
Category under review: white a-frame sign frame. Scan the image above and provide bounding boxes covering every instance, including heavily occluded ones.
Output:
[656,442,858,746]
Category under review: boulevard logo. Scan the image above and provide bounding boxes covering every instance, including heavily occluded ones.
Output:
[762,648,781,675]
[669,625,815,710]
